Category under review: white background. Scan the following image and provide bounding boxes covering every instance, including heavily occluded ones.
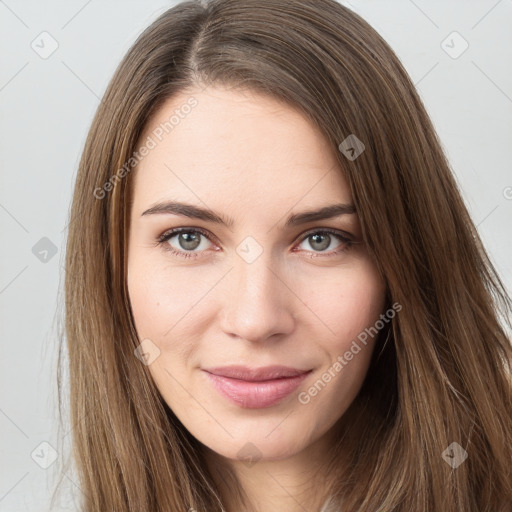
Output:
[0,1,511,510]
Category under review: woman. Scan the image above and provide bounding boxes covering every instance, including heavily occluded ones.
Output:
[59,0,512,510]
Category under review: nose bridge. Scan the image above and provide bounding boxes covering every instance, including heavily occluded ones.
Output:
[235,250,275,301]
[219,243,295,342]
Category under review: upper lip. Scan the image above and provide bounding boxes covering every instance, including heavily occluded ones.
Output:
[203,365,312,382]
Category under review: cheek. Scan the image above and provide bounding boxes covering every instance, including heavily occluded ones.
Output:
[127,257,200,409]
[304,258,386,343]
[127,253,226,387]
[298,260,386,404]
[127,252,215,338]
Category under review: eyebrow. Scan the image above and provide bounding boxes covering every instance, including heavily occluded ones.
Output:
[141,201,356,227]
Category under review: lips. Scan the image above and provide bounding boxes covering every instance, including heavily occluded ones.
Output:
[202,365,312,408]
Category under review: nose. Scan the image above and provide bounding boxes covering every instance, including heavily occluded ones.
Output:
[218,252,296,343]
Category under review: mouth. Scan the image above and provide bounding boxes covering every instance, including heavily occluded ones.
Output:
[202,365,313,408]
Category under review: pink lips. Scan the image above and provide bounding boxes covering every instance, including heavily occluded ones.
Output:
[202,365,312,408]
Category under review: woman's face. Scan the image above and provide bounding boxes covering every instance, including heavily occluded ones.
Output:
[127,85,386,462]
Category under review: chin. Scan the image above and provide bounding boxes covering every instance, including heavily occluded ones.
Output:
[198,420,317,464]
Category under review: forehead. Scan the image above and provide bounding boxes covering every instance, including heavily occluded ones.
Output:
[132,86,352,215]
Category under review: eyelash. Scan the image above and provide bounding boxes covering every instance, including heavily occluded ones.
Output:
[156,227,354,260]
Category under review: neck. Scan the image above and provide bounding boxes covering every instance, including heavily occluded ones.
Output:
[204,425,342,512]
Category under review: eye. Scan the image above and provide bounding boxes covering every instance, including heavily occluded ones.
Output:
[157,227,215,259]
[295,229,353,257]
[156,227,354,259]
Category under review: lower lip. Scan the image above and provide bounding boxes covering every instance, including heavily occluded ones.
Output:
[204,371,311,408]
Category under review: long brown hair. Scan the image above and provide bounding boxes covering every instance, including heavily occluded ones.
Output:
[58,0,512,510]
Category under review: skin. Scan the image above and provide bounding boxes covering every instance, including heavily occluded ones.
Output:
[127,85,387,512]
